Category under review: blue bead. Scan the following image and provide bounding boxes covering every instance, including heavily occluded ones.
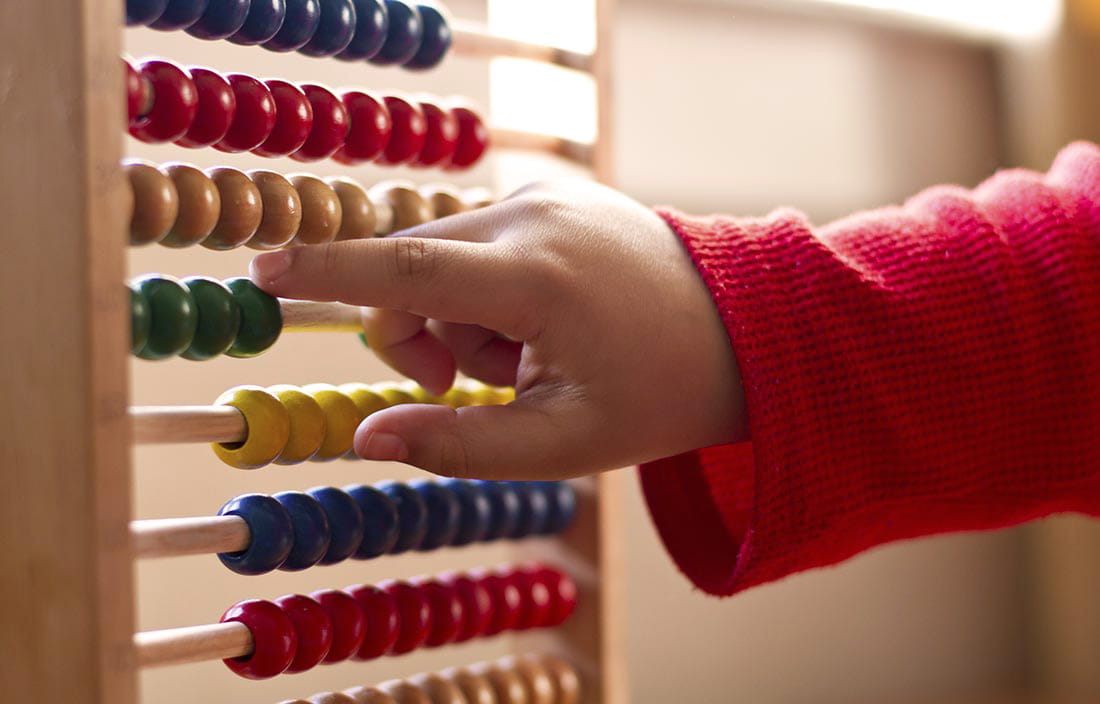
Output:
[410,480,460,552]
[377,480,428,554]
[217,494,293,575]
[298,0,356,56]
[272,491,330,571]
[537,481,577,534]
[508,481,551,539]
[336,0,388,61]
[149,0,208,29]
[229,0,286,44]
[263,0,320,51]
[369,0,421,65]
[127,0,171,25]
[186,0,251,40]
[440,478,491,546]
[306,486,365,565]
[475,481,521,542]
[403,4,449,69]
[344,484,400,558]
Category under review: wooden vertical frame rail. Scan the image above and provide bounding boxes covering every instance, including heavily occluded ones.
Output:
[0,2,134,703]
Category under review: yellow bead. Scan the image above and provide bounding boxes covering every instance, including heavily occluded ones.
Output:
[267,385,326,465]
[400,380,442,404]
[441,386,474,409]
[372,382,417,407]
[338,382,390,419]
[302,383,359,461]
[211,386,290,469]
[490,387,517,404]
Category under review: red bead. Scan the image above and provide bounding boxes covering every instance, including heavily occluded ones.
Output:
[474,569,521,637]
[215,74,276,153]
[124,59,148,123]
[346,584,400,660]
[332,90,391,164]
[444,573,492,643]
[292,84,350,162]
[413,578,464,647]
[376,95,426,166]
[446,106,490,170]
[273,594,333,673]
[380,579,430,655]
[176,68,236,149]
[309,589,366,663]
[530,566,577,627]
[411,101,458,168]
[253,80,314,158]
[220,599,297,680]
[129,59,197,143]
[504,566,552,630]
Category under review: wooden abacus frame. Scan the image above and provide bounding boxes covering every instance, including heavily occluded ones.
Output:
[0,2,622,702]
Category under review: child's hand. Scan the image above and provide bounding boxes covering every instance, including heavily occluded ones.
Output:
[250,180,746,479]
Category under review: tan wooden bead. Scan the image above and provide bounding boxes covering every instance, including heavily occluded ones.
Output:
[501,656,554,704]
[378,680,432,704]
[420,184,467,219]
[247,170,302,250]
[343,687,398,704]
[126,160,178,246]
[462,187,495,210]
[441,667,496,704]
[539,656,581,704]
[309,693,358,704]
[409,672,467,704]
[160,163,220,248]
[371,182,432,234]
[289,174,342,246]
[203,166,262,250]
[470,663,528,704]
[326,176,376,241]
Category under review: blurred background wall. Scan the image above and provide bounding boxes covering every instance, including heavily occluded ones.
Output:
[127,1,1100,702]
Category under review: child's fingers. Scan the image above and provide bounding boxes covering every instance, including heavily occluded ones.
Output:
[353,400,591,480]
[429,321,521,387]
[362,308,456,395]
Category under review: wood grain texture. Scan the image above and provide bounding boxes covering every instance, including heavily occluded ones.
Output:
[0,1,133,702]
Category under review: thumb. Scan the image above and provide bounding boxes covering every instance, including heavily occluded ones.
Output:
[354,401,589,480]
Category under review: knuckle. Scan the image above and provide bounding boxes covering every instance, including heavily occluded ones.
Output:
[391,237,437,282]
[433,432,473,479]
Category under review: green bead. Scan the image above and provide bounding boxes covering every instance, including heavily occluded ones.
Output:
[181,277,241,361]
[130,283,150,355]
[358,332,369,349]
[134,274,197,360]
[225,277,282,358]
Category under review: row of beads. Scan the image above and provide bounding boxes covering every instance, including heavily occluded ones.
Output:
[219,564,577,678]
[212,381,514,468]
[290,653,580,704]
[125,58,488,168]
[127,0,449,69]
[126,160,491,249]
[131,274,281,359]
[216,480,576,575]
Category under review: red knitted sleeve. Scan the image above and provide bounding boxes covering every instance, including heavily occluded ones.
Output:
[639,141,1100,597]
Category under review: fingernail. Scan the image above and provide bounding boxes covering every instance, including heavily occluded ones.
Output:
[249,250,293,285]
[358,430,409,461]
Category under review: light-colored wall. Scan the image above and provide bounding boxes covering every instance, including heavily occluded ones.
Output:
[128,2,1032,703]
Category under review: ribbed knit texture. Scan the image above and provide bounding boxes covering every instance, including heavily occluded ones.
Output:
[639,141,1100,597]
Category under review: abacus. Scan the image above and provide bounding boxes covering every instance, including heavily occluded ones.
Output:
[1,1,621,703]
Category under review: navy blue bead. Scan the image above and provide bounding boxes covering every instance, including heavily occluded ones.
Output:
[298,0,356,56]
[127,0,171,25]
[403,4,449,69]
[536,481,578,534]
[263,0,321,51]
[186,0,251,40]
[475,481,521,542]
[440,478,491,546]
[410,480,460,552]
[217,494,294,575]
[508,481,551,539]
[377,480,428,554]
[344,484,400,558]
[306,486,365,565]
[369,0,421,65]
[149,0,208,29]
[229,0,287,44]
[272,491,330,571]
[335,0,388,61]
